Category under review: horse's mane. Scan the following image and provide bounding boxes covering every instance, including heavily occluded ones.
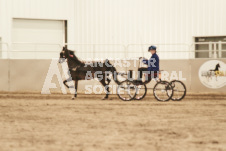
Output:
[64,48,115,69]
[66,49,85,66]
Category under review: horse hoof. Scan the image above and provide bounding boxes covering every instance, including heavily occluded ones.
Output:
[71,97,75,100]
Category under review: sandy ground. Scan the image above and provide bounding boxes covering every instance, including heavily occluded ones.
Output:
[0,93,226,151]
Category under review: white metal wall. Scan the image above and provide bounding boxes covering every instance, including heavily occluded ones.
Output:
[73,0,226,44]
[0,0,226,58]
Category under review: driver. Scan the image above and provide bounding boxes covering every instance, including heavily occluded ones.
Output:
[135,45,159,84]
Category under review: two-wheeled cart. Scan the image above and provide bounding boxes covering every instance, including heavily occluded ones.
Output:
[116,58,186,101]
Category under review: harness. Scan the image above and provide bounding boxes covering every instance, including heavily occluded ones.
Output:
[71,66,79,71]
[64,49,85,72]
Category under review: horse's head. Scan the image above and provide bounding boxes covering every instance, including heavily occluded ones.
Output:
[59,47,66,63]
[217,63,220,68]
[215,63,221,71]
[59,47,75,63]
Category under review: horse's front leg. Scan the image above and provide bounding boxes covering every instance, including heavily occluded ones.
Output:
[63,78,72,88]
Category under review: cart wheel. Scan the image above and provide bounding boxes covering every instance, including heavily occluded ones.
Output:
[117,80,137,101]
[153,81,173,102]
[169,80,186,101]
[133,83,147,100]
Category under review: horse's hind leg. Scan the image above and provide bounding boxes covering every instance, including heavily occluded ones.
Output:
[106,76,111,85]
[72,80,78,99]
[99,79,109,100]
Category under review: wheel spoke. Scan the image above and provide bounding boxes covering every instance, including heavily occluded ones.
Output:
[117,80,137,101]
[153,81,173,101]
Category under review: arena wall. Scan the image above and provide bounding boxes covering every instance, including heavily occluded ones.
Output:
[0,59,9,91]
[1,0,226,52]
[1,59,226,93]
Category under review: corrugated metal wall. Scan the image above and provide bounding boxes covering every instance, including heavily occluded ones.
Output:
[1,0,226,59]
[12,0,73,20]
[73,0,226,44]
[72,0,226,59]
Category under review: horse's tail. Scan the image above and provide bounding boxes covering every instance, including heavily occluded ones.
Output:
[111,65,120,85]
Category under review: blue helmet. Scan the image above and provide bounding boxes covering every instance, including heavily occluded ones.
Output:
[148,45,157,51]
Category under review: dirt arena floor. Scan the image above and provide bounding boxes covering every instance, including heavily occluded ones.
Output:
[0,92,226,151]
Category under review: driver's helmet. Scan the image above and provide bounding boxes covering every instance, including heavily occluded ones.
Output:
[148,45,157,51]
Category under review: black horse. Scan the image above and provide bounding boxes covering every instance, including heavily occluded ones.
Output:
[210,63,220,72]
[59,47,118,99]
[202,63,221,81]
[210,63,221,81]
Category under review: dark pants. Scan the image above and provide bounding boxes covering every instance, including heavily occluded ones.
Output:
[137,68,158,81]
